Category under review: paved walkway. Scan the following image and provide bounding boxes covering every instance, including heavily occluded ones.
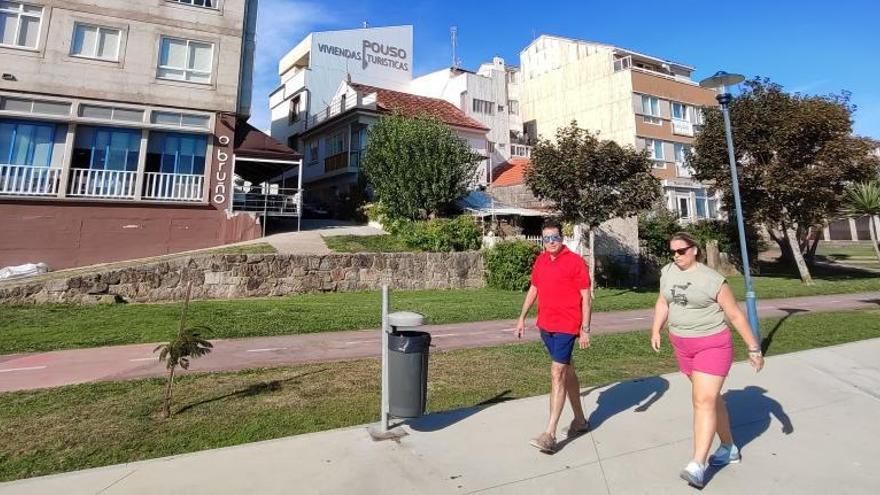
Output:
[1,292,878,393]
[246,220,385,255]
[3,338,878,494]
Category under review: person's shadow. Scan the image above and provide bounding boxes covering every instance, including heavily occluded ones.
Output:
[705,386,793,483]
[551,377,669,452]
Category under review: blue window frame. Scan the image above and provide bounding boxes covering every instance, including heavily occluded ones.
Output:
[146,132,207,175]
[72,126,141,171]
[0,119,57,167]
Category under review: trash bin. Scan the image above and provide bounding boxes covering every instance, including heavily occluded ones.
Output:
[387,311,430,418]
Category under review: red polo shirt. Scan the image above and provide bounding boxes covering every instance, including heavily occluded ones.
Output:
[531,246,591,334]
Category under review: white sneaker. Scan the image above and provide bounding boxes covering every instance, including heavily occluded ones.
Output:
[679,461,706,488]
[709,443,741,466]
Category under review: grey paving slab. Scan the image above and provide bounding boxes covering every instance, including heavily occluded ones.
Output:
[2,339,878,495]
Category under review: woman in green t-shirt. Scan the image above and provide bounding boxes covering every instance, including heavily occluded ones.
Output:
[650,232,764,489]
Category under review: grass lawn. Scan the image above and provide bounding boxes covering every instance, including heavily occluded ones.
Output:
[816,241,879,268]
[2,263,880,354]
[323,234,411,253]
[204,242,277,255]
[1,309,878,482]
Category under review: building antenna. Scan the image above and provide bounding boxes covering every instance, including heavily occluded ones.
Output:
[451,26,459,69]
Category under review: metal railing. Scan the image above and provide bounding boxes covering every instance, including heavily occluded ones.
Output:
[143,172,204,202]
[68,169,137,199]
[0,164,61,196]
[511,144,532,158]
[231,186,302,217]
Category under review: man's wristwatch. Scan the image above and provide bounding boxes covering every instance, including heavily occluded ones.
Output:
[581,326,591,334]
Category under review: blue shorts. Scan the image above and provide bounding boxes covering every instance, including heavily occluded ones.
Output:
[540,329,577,364]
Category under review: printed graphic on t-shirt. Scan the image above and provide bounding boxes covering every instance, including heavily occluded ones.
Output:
[671,282,692,307]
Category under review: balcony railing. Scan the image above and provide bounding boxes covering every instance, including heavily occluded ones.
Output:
[143,172,204,202]
[0,165,61,196]
[511,144,532,158]
[324,152,349,173]
[68,169,137,199]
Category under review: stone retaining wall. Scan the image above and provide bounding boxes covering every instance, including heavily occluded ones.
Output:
[0,252,485,305]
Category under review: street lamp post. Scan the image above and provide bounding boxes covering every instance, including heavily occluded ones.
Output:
[699,71,761,343]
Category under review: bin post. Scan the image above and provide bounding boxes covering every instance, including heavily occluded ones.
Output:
[368,284,409,441]
[380,285,390,432]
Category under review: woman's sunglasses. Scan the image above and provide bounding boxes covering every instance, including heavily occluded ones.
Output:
[670,246,693,256]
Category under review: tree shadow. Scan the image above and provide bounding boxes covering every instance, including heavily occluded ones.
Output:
[860,298,880,307]
[406,390,515,432]
[175,368,328,415]
[705,386,793,484]
[761,308,810,355]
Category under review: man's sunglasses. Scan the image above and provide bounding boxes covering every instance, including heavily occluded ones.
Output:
[542,234,563,243]
[670,246,693,256]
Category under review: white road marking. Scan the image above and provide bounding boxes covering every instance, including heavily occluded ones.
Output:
[345,340,378,345]
[628,317,648,320]
[129,357,157,362]
[829,300,842,304]
[246,347,287,353]
[0,366,47,373]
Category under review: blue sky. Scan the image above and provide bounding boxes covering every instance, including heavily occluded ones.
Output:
[251,0,880,138]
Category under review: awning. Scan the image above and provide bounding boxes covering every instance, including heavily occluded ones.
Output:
[233,119,302,184]
[456,190,548,218]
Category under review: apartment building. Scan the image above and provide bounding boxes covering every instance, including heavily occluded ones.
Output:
[0,0,300,270]
[519,35,722,223]
[410,57,530,184]
[287,80,489,212]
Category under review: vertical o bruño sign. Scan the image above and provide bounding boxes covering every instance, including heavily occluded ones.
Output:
[213,134,231,205]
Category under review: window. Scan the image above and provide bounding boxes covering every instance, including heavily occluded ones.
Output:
[0,119,56,166]
[72,126,141,171]
[672,102,689,122]
[325,132,344,156]
[0,1,42,49]
[168,0,216,8]
[287,95,302,124]
[472,98,494,115]
[645,139,665,166]
[488,141,495,153]
[508,100,519,115]
[308,140,319,164]
[71,23,120,61]
[673,143,686,163]
[157,37,213,84]
[641,95,660,116]
[1,96,70,116]
[146,132,207,175]
[677,196,690,219]
[79,104,144,122]
[150,111,210,128]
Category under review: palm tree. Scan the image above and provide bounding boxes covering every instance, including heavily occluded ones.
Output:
[154,281,214,419]
[841,181,880,264]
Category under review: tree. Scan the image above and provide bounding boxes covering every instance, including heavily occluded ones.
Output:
[154,281,213,419]
[690,78,879,284]
[525,122,662,289]
[841,181,880,264]
[362,114,483,221]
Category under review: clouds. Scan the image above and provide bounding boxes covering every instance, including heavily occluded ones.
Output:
[249,0,337,131]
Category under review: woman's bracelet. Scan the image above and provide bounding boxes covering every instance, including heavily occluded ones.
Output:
[748,348,762,356]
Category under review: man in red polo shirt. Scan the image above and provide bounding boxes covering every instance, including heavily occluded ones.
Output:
[515,221,592,453]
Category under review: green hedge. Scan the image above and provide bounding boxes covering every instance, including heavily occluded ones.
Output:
[394,216,482,252]
[484,240,541,291]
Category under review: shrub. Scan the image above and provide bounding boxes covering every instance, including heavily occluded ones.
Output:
[398,216,482,252]
[485,240,541,291]
[638,208,681,263]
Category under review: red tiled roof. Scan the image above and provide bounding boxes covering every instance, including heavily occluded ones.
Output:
[350,83,489,132]
[491,157,530,186]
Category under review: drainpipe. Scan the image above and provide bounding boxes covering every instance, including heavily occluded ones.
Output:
[236,0,259,118]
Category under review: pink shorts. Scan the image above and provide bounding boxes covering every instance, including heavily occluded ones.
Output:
[668,329,733,377]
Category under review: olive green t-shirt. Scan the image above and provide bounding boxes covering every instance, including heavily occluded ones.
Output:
[660,262,727,337]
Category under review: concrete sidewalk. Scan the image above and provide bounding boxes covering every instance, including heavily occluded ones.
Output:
[3,339,878,494]
[2,292,879,392]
